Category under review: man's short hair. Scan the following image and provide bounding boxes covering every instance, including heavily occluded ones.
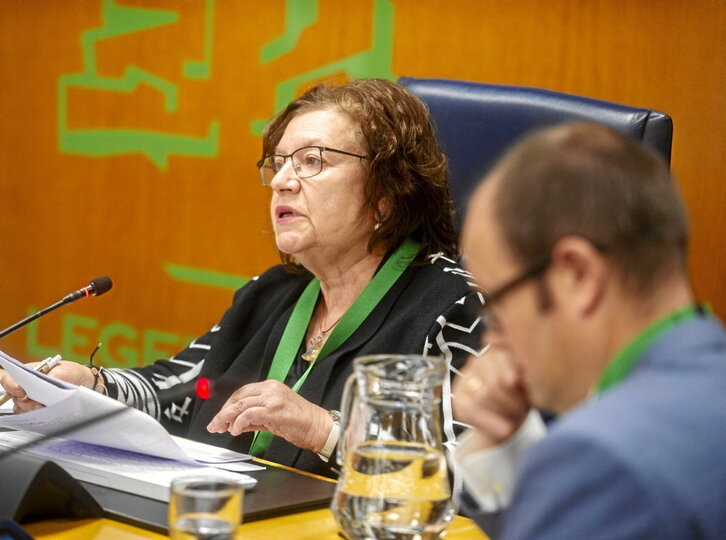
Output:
[491,122,689,295]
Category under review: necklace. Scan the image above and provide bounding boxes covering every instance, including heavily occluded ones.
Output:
[302,306,343,363]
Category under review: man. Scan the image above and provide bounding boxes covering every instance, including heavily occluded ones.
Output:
[453,122,726,539]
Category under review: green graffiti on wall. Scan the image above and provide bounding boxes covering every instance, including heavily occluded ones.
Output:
[260,0,319,64]
[26,308,196,368]
[164,263,250,290]
[251,0,397,134]
[57,0,219,170]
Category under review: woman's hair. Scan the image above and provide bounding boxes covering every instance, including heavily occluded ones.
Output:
[261,78,458,267]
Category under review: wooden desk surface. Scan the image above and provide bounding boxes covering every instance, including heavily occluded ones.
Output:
[24,509,489,539]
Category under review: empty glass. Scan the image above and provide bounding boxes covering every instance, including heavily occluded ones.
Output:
[168,475,244,540]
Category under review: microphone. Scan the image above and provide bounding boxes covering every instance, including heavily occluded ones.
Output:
[61,276,113,303]
[0,277,113,340]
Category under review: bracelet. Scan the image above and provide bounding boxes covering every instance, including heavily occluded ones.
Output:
[84,364,106,395]
[316,410,341,462]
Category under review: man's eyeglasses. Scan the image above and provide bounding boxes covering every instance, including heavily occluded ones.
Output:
[256,145,368,186]
[481,256,551,331]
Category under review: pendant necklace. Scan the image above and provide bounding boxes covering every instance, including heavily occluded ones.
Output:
[302,305,343,363]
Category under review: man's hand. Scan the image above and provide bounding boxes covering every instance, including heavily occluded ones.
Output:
[453,347,532,448]
[206,380,332,453]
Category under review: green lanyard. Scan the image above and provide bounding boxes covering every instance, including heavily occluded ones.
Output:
[595,303,708,394]
[249,238,421,456]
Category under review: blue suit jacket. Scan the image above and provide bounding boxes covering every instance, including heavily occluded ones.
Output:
[479,315,726,539]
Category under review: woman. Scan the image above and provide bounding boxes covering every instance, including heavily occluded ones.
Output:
[2,79,483,477]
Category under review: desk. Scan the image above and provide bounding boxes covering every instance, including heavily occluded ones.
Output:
[0,398,488,538]
[24,509,489,539]
[3,451,488,538]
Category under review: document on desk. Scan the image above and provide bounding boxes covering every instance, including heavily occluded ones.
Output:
[0,351,262,500]
[0,431,258,501]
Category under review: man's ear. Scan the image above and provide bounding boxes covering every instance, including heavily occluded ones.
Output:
[550,236,609,317]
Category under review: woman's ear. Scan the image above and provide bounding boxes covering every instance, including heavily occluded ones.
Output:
[376,199,392,219]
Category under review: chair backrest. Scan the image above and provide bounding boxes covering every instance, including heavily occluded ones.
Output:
[399,77,673,228]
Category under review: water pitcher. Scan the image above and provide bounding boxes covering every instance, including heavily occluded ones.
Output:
[331,354,455,539]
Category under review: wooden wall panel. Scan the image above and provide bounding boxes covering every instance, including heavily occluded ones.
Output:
[1,0,723,367]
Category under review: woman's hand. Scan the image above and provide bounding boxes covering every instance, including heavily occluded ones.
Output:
[206,380,332,453]
[452,347,531,448]
[0,360,96,414]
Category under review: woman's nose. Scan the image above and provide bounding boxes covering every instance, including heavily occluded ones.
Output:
[270,158,300,190]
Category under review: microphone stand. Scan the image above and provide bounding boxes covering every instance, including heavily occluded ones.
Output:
[0,277,112,340]
[0,298,73,339]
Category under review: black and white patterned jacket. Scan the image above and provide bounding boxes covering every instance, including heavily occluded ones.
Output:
[104,253,484,477]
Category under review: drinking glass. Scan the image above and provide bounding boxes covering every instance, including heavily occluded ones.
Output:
[168,475,244,540]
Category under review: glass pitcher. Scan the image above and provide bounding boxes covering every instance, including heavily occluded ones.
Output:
[331,354,455,540]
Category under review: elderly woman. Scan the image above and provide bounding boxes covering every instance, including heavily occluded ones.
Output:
[2,78,482,477]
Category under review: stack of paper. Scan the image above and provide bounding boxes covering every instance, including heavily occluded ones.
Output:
[0,351,261,501]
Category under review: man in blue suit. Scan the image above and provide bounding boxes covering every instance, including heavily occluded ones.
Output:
[453,122,726,539]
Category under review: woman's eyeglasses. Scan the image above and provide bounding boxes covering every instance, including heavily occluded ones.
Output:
[256,146,367,186]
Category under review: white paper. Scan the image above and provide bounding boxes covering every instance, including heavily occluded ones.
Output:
[0,431,258,501]
[172,435,260,467]
[0,350,260,468]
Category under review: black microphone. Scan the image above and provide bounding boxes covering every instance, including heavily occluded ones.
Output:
[60,276,113,303]
[0,277,113,340]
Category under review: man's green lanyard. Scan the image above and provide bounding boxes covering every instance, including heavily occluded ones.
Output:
[248,238,421,456]
[595,303,709,394]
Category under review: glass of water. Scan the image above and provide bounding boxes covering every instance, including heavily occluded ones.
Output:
[168,475,244,540]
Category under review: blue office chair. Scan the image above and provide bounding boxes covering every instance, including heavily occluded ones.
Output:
[399,77,673,228]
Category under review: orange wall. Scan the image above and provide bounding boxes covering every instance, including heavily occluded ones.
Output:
[1,0,724,367]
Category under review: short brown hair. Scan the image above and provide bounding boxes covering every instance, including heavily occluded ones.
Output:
[491,122,689,295]
[261,78,458,266]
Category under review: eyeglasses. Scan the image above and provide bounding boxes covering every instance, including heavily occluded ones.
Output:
[480,256,551,331]
[256,145,368,186]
